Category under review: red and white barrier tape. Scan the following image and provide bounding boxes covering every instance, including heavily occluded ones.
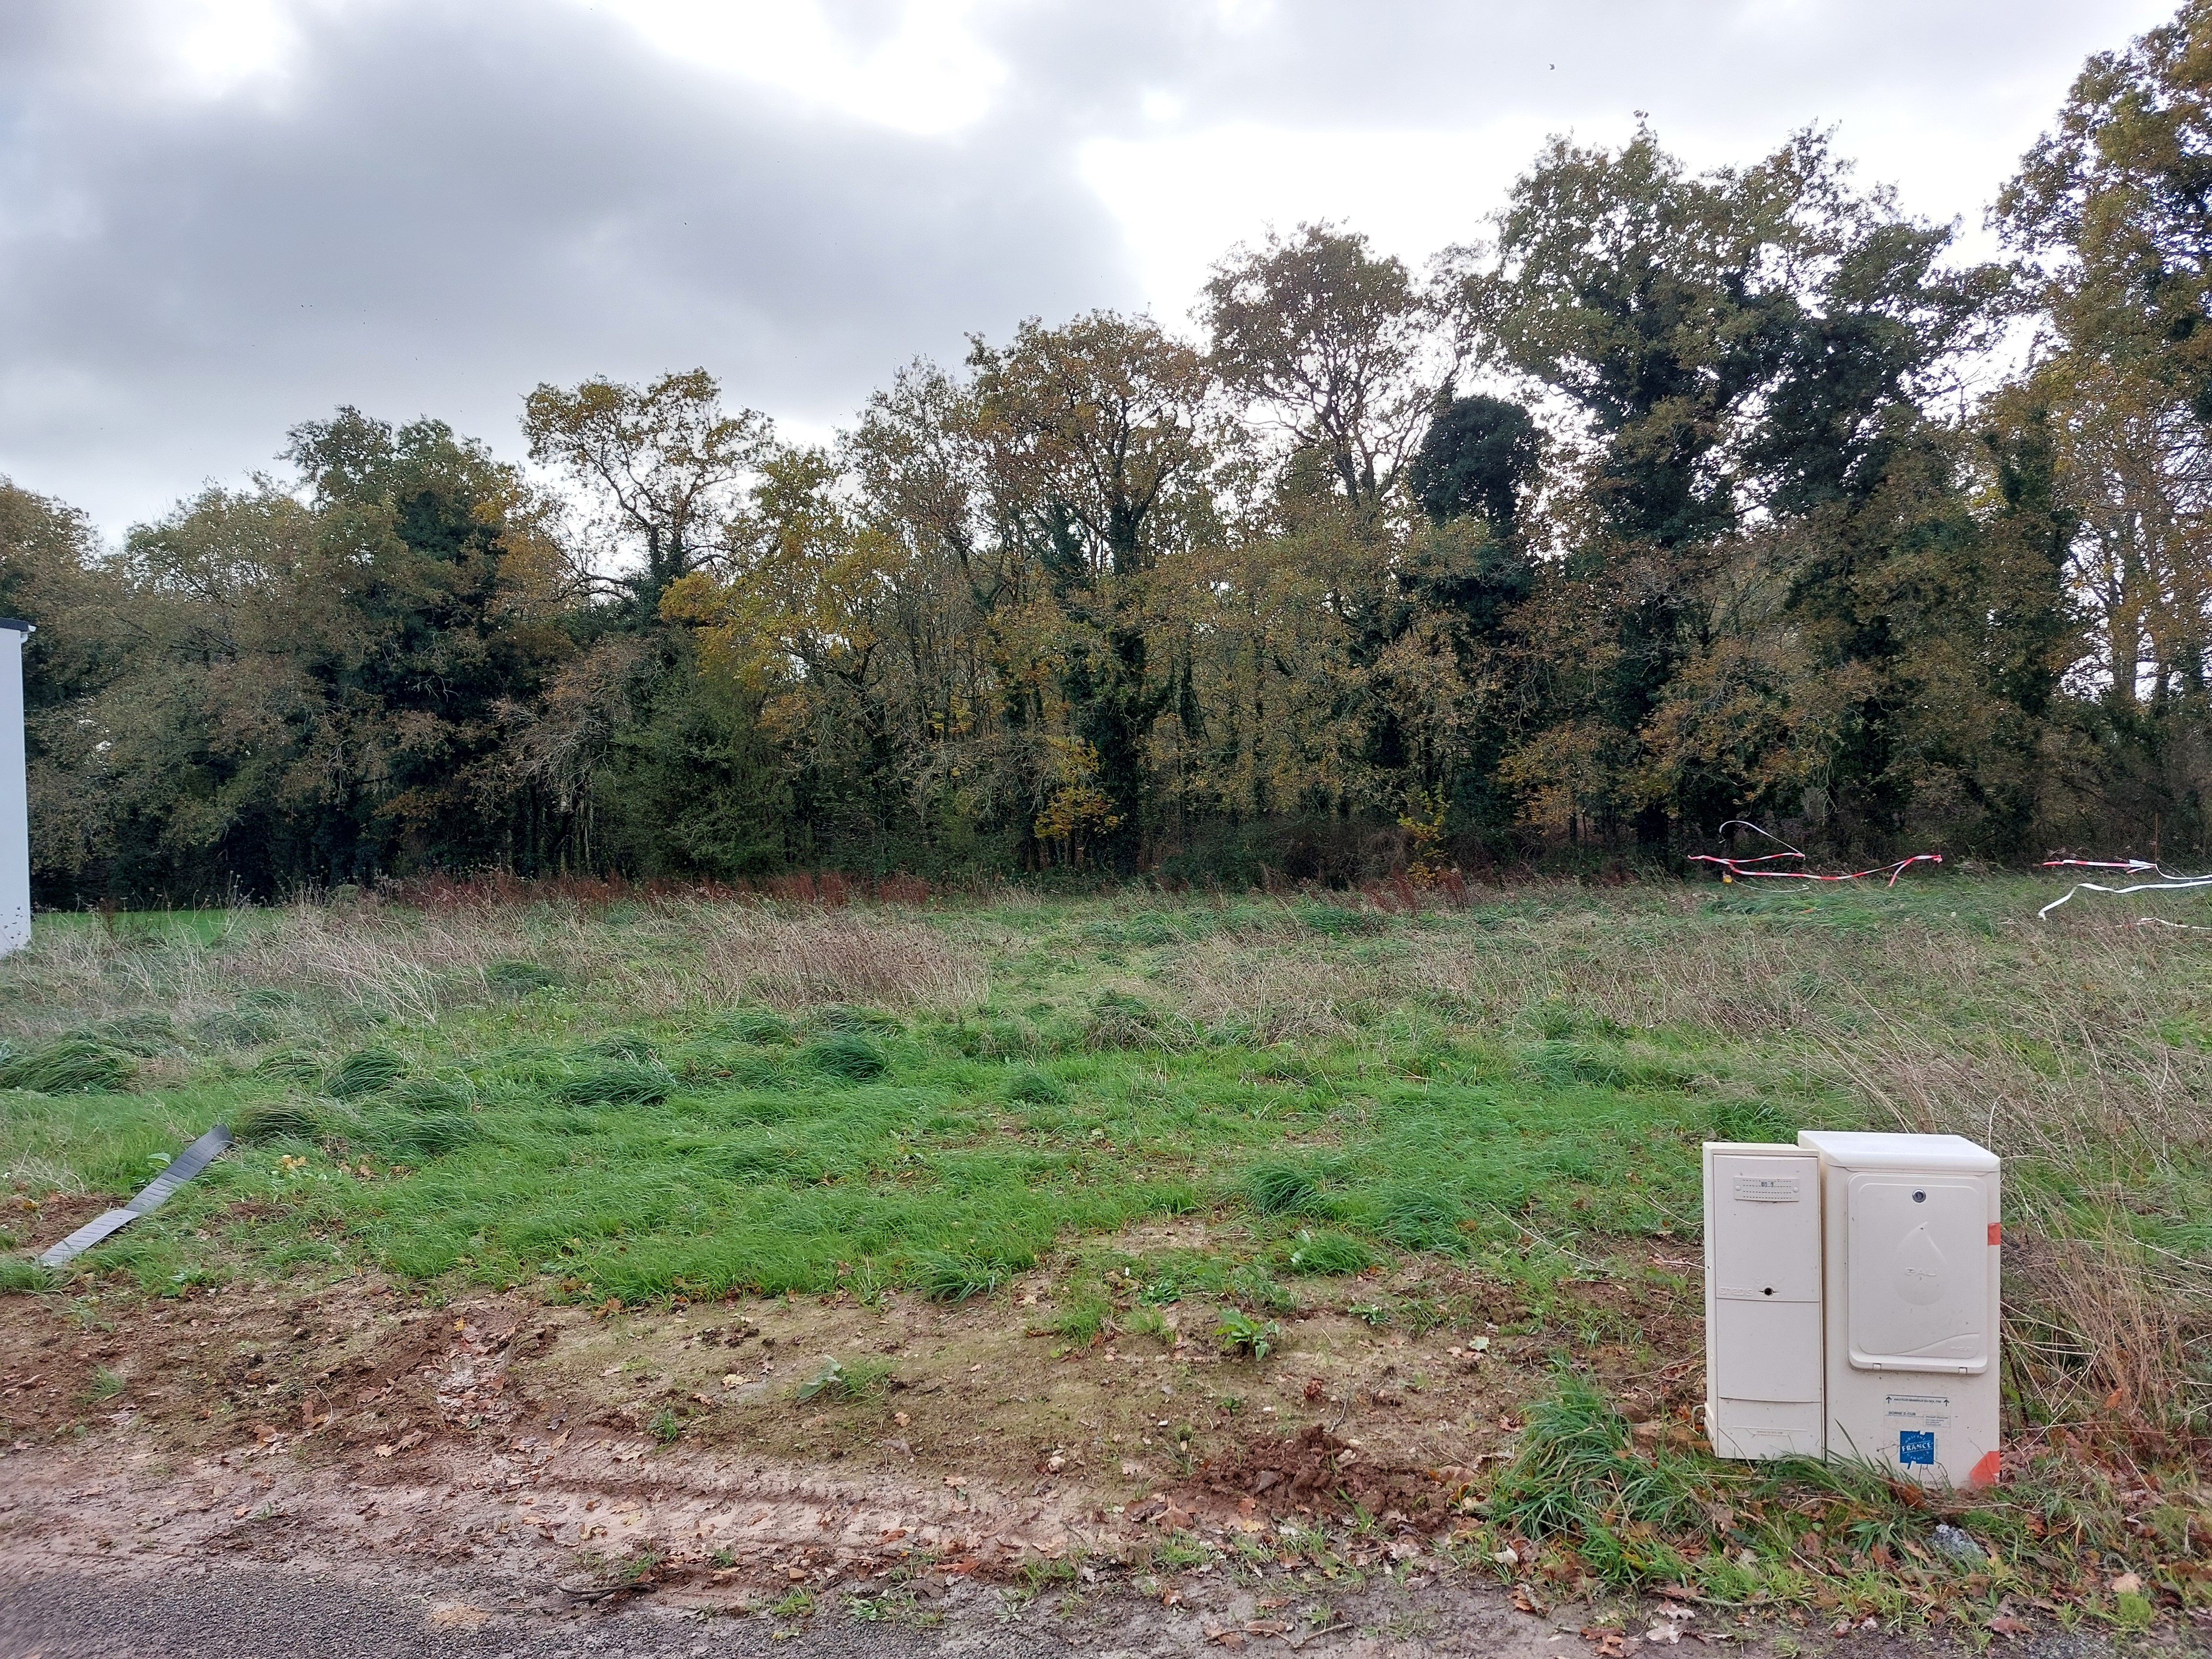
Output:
[1690,821,1942,887]
[2036,858,2212,922]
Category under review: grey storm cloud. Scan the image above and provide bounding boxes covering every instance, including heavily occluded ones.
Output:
[0,0,2177,537]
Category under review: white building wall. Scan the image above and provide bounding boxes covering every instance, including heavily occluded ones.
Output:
[0,620,29,956]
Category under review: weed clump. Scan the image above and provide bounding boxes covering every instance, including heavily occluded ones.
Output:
[232,1099,324,1143]
[794,1354,892,1402]
[1375,1186,1464,1253]
[486,959,558,995]
[193,1009,281,1048]
[0,1037,137,1095]
[1487,1371,1705,1585]
[0,1259,57,1295]
[368,1109,480,1159]
[326,1048,407,1099]
[394,1076,476,1114]
[1245,1162,1325,1217]
[716,1006,792,1045]
[1285,1230,1372,1275]
[802,1032,888,1081]
[556,1061,675,1106]
[915,1251,1004,1302]
[254,1048,324,1082]
[1006,1067,1068,1105]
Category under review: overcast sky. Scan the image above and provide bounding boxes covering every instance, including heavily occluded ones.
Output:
[0,0,2174,541]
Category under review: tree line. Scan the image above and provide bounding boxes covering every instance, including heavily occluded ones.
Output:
[6,5,2212,901]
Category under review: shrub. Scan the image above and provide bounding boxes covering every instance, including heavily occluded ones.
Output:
[326,1048,407,1099]
[801,1032,888,1082]
[0,1038,136,1095]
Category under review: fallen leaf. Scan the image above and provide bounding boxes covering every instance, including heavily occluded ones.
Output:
[1579,1630,1626,1658]
[1988,1616,2032,1636]
[1513,1585,1546,1615]
[2110,1572,2143,1595]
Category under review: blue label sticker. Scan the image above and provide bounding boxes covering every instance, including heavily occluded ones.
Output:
[1899,1430,1936,1466]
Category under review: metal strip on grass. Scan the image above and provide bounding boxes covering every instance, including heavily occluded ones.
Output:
[34,1123,232,1268]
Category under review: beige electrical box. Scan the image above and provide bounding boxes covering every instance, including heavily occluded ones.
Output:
[1703,1142,1824,1459]
[1799,1131,2001,1487]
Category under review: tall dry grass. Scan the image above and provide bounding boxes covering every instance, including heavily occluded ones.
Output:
[0,896,987,1040]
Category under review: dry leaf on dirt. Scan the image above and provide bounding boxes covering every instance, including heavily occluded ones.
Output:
[1989,1616,2033,1636]
[1580,1630,1627,1658]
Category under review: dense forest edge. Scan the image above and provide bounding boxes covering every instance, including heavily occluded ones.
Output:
[8,6,2212,906]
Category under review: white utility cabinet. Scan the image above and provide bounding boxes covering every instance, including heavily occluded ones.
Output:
[1800,1130,2001,1487]
[1703,1142,1825,1458]
[0,619,29,957]
[1704,1128,2001,1487]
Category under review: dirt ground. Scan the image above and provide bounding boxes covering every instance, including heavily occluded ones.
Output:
[1,1204,2157,1658]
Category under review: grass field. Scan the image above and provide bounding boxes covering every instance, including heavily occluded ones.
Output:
[4,874,2211,1623]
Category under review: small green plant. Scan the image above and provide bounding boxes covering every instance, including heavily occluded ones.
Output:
[1122,1303,1175,1345]
[1046,1288,1114,1345]
[916,1251,1005,1303]
[795,1354,893,1402]
[845,1593,890,1622]
[0,1259,56,1295]
[581,1547,665,1587]
[1157,1530,1210,1569]
[709,1546,738,1568]
[769,1586,816,1620]
[1215,1308,1281,1360]
[1347,1301,1391,1327]
[647,1407,684,1446]
[87,1365,125,1402]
